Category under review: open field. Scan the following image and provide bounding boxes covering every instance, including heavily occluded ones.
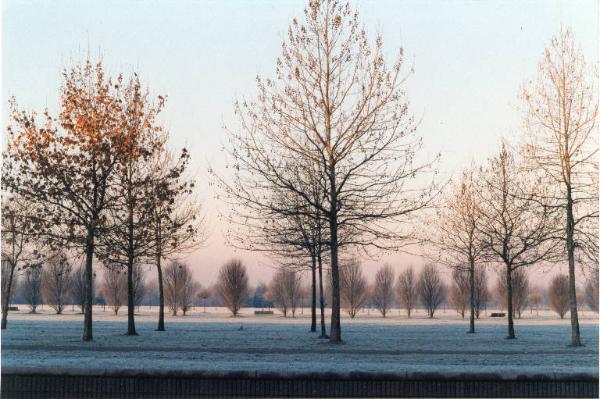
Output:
[2,306,598,374]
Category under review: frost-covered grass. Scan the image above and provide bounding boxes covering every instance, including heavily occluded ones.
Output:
[1,307,598,374]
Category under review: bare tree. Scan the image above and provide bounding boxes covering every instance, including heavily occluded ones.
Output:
[449,270,469,318]
[473,266,490,318]
[216,0,438,343]
[1,261,18,311]
[371,265,395,318]
[549,274,570,319]
[268,268,303,317]
[42,252,73,314]
[496,268,530,319]
[163,261,195,316]
[100,267,127,315]
[418,264,446,318]
[0,193,39,328]
[21,264,43,313]
[339,259,368,318]
[284,269,303,317]
[436,167,485,332]
[584,270,599,312]
[181,278,200,316]
[146,148,204,331]
[478,143,556,339]
[95,74,166,336]
[229,170,329,331]
[132,263,148,310]
[521,27,598,346]
[217,259,249,317]
[70,264,95,313]
[197,286,211,312]
[268,270,289,316]
[528,287,544,316]
[395,266,417,318]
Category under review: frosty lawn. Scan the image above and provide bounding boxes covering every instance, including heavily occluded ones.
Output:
[2,308,597,374]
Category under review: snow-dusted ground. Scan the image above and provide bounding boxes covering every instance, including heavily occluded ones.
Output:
[2,306,598,374]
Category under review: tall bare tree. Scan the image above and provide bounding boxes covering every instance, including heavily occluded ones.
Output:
[217,259,249,317]
[0,193,39,328]
[268,270,289,317]
[42,252,73,314]
[21,264,43,313]
[163,261,195,316]
[339,259,368,318]
[146,147,203,330]
[219,151,330,333]
[418,264,446,318]
[371,265,395,318]
[521,27,598,346]
[217,0,438,342]
[100,266,127,315]
[197,286,211,312]
[70,264,95,313]
[181,277,199,316]
[436,167,485,332]
[96,74,166,336]
[478,143,557,339]
[270,268,304,318]
[283,269,303,317]
[584,269,599,312]
[395,266,417,318]
[5,58,136,341]
[549,274,570,319]
[1,261,18,309]
[528,288,544,316]
[449,270,469,318]
[473,266,490,318]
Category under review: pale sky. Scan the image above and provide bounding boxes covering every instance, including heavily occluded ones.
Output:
[2,0,598,287]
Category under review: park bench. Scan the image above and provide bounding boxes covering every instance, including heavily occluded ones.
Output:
[254,310,274,315]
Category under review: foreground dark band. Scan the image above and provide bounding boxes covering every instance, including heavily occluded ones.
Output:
[2,368,598,398]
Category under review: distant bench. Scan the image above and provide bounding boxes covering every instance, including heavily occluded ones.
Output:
[254,310,274,316]
[7,306,18,311]
[490,312,506,317]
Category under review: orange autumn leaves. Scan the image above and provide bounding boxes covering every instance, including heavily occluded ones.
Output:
[8,59,164,179]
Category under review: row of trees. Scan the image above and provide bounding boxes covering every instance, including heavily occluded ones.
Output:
[2,59,205,340]
[2,0,597,348]
[213,0,597,346]
[1,255,206,317]
[1,252,76,314]
[3,251,597,321]
[434,27,598,344]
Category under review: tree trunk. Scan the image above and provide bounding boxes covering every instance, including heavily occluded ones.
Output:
[310,253,317,332]
[126,174,137,336]
[1,263,16,330]
[329,208,342,343]
[468,258,475,334]
[83,226,95,342]
[126,257,137,335]
[317,250,328,338]
[566,192,582,346]
[157,263,166,329]
[506,265,515,339]
[155,217,166,331]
